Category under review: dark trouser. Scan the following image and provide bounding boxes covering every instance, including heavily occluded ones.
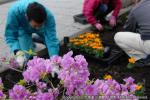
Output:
[32,33,44,44]
[94,2,115,23]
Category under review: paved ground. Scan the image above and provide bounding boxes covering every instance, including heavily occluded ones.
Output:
[0,0,15,5]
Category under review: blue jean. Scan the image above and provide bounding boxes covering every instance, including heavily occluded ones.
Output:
[18,30,45,58]
[99,4,108,13]
[18,30,34,52]
[94,3,114,23]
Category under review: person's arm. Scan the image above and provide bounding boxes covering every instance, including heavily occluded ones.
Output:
[112,0,122,18]
[5,7,21,53]
[83,0,99,25]
[44,11,60,57]
[124,12,137,32]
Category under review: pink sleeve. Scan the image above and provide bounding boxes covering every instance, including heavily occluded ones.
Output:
[112,0,122,17]
[83,0,100,25]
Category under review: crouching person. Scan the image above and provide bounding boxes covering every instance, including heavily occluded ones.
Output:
[114,0,150,67]
[83,0,122,31]
[4,0,60,68]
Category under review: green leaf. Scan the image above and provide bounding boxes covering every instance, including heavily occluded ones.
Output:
[42,75,49,83]
[17,80,26,86]
[24,49,37,56]
[60,80,64,85]
[95,50,104,58]
[127,63,135,69]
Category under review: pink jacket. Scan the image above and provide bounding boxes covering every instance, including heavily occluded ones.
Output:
[83,0,122,25]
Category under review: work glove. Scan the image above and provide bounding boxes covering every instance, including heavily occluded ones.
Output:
[94,23,103,31]
[109,16,116,27]
[15,51,27,68]
[51,65,60,78]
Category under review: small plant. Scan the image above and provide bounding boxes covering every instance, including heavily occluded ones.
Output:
[68,32,104,58]
[127,57,136,69]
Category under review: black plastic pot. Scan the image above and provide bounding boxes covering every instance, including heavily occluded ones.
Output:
[73,14,88,25]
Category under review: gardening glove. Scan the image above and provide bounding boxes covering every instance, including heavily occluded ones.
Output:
[51,65,60,78]
[94,23,103,31]
[15,51,27,68]
[104,46,110,53]
[109,16,116,27]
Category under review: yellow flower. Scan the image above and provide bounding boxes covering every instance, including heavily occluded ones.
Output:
[25,49,37,56]
[83,39,88,42]
[84,43,90,47]
[71,32,104,50]
[79,35,84,38]
[41,73,47,79]
[136,85,142,91]
[74,42,80,45]
[92,46,99,49]
[97,47,104,50]
[95,34,99,37]
[79,41,84,44]
[95,38,100,42]
[104,74,112,80]
[128,57,136,64]
[70,39,75,42]
[60,80,64,85]
[0,85,3,90]
[17,80,26,86]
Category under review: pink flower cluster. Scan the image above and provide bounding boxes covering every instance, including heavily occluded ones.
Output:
[0,51,143,100]
[23,57,53,82]
[58,51,90,96]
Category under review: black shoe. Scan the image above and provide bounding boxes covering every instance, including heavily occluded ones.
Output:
[135,56,150,67]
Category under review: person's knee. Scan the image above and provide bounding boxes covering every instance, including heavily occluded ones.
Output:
[114,32,124,44]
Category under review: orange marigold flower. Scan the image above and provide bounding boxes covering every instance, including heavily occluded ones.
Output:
[70,39,75,42]
[84,44,89,46]
[128,57,136,64]
[92,46,98,49]
[97,47,104,50]
[136,85,142,91]
[74,42,80,45]
[95,34,99,37]
[79,35,84,38]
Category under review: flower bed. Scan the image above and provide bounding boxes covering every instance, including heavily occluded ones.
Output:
[0,51,145,100]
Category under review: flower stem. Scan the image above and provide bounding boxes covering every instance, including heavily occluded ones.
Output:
[8,67,22,73]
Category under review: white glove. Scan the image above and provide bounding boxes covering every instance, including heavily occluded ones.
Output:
[51,65,60,78]
[105,11,113,21]
[15,51,27,68]
[104,46,110,53]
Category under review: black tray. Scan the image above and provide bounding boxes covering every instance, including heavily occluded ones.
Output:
[73,14,88,25]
